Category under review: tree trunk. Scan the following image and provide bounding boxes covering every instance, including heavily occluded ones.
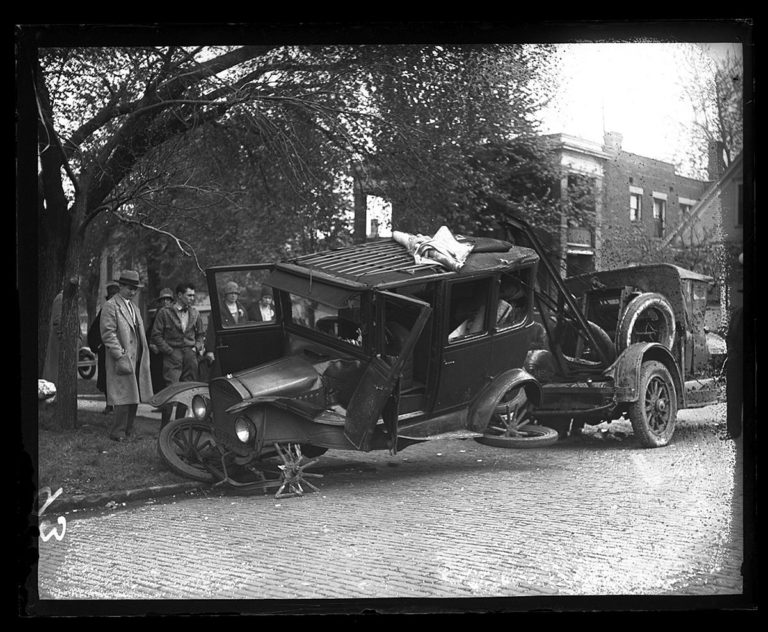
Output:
[53,194,88,430]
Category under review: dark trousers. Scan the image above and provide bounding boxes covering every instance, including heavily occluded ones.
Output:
[110,403,138,439]
[160,347,197,426]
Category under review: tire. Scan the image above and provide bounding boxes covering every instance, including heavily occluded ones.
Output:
[157,417,219,483]
[78,348,96,380]
[628,360,678,447]
[616,293,676,352]
[476,425,559,448]
[474,385,559,449]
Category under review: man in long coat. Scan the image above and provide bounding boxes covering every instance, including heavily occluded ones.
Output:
[100,270,153,441]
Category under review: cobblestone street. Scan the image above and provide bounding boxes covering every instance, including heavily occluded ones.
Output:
[32,403,751,612]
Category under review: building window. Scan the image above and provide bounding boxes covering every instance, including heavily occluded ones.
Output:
[680,203,692,216]
[630,192,642,221]
[652,197,666,238]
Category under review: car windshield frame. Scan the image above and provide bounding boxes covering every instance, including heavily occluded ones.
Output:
[285,290,367,350]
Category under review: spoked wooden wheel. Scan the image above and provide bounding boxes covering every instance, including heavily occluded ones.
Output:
[157,417,220,483]
[629,360,678,447]
[273,443,324,498]
[475,387,559,448]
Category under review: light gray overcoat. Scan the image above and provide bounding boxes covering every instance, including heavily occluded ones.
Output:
[100,295,153,405]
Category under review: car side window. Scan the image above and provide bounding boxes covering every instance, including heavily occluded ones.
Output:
[448,278,491,342]
[212,271,275,329]
[496,268,532,331]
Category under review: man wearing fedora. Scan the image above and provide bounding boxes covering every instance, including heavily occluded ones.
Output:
[100,270,154,441]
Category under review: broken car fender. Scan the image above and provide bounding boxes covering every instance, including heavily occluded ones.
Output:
[467,368,542,432]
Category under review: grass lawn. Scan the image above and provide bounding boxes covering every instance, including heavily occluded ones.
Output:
[36,378,188,497]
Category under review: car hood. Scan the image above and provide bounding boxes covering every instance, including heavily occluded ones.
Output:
[223,355,324,403]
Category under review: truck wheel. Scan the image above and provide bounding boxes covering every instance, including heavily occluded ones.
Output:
[157,417,219,483]
[616,293,676,351]
[628,360,677,447]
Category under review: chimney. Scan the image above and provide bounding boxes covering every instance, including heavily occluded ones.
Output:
[603,131,623,156]
[707,140,726,180]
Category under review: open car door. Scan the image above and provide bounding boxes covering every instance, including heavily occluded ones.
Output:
[344,291,431,451]
[205,264,283,376]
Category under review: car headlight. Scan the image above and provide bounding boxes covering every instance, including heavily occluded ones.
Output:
[234,416,256,443]
[191,394,210,420]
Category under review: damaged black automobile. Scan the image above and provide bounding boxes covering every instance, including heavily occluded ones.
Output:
[151,216,721,497]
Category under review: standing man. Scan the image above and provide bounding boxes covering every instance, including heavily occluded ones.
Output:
[100,270,153,442]
[151,282,206,423]
[146,287,175,394]
[87,281,120,413]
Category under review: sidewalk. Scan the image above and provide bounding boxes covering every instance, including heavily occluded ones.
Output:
[77,393,161,421]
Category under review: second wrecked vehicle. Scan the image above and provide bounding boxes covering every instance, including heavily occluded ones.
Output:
[152,216,721,497]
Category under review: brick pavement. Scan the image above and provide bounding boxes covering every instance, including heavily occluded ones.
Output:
[33,404,750,610]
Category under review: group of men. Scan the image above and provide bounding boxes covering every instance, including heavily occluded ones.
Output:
[87,270,276,441]
[88,271,205,441]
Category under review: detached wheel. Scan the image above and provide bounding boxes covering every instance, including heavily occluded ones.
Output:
[629,360,678,447]
[157,417,219,483]
[477,425,559,448]
[616,293,676,351]
[475,386,559,449]
[78,348,96,379]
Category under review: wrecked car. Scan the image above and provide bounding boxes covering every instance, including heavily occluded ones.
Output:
[504,214,721,443]
[151,215,721,497]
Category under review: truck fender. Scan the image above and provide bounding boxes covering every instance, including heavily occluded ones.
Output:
[467,368,542,432]
[149,381,210,412]
[608,342,684,407]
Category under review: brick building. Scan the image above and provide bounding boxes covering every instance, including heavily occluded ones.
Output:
[543,131,711,277]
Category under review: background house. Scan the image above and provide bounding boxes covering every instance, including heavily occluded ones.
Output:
[353,131,741,328]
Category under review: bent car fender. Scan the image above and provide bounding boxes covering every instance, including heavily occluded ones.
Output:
[467,368,542,432]
[608,342,684,407]
[149,381,210,411]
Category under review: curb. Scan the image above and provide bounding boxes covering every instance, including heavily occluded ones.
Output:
[55,482,209,514]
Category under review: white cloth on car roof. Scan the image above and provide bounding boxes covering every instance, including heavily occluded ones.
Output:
[392,225,473,272]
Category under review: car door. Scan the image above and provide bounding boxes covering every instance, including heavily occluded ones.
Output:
[344,291,431,450]
[205,264,284,376]
[433,277,495,411]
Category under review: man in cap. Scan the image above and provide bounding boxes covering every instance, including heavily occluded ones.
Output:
[151,282,206,422]
[100,270,153,441]
[87,281,121,413]
[146,287,175,393]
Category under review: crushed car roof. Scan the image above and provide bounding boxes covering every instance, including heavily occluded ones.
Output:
[277,238,539,288]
